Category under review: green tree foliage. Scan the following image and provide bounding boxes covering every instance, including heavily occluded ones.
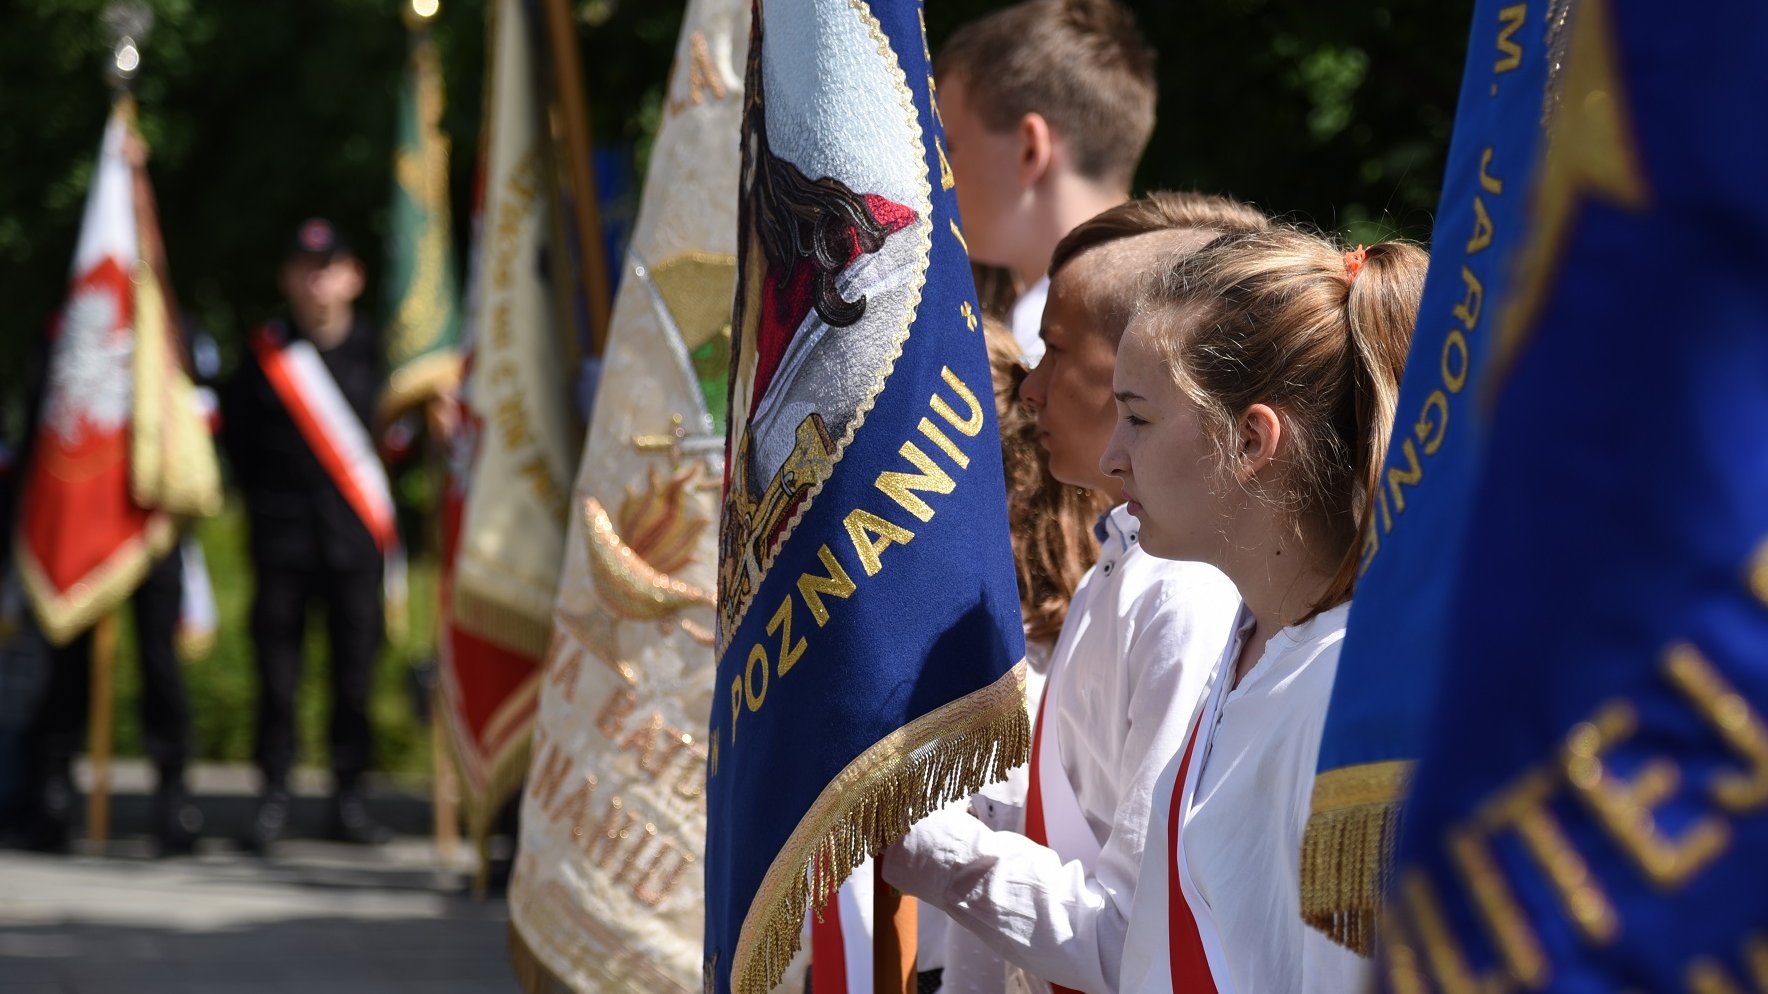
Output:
[1120,0,1469,240]
[0,0,488,412]
[0,0,1469,772]
[0,0,1470,409]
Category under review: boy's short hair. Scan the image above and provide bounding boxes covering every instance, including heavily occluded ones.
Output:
[1048,191,1270,341]
[936,0,1157,187]
[1050,191,1269,275]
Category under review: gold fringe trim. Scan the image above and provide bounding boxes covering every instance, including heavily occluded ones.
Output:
[435,681,537,885]
[730,660,1030,994]
[508,918,578,994]
[379,349,464,425]
[1301,759,1414,956]
[508,872,703,994]
[16,512,176,647]
[466,724,534,846]
[452,586,555,660]
[130,261,223,520]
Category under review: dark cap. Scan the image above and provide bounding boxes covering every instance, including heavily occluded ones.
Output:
[285,218,353,263]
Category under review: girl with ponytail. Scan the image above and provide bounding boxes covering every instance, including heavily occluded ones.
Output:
[1104,228,1425,992]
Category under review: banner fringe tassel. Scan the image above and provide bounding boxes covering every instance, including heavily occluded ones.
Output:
[732,662,1030,994]
[1299,759,1413,957]
[508,919,577,994]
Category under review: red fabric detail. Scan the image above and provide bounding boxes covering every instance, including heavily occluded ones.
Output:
[746,192,918,413]
[435,464,540,784]
[442,620,538,751]
[251,328,395,549]
[860,194,915,236]
[811,891,851,994]
[752,255,817,409]
[1024,691,1052,847]
[1166,718,1219,994]
[20,257,155,595]
[1023,692,1085,994]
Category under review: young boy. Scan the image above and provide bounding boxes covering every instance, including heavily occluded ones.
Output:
[936,0,1157,362]
[885,193,1269,994]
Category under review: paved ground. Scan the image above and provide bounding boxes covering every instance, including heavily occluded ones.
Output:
[0,763,519,994]
[0,840,518,994]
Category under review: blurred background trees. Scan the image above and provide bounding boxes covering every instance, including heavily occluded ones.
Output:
[0,0,1472,405]
[0,0,1472,771]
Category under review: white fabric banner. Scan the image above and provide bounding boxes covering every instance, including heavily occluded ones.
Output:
[452,0,576,660]
[506,0,767,993]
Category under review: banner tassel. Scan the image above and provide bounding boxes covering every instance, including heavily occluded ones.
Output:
[1299,760,1412,956]
[732,663,1030,994]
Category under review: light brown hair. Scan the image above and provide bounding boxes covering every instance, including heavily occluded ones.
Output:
[1144,228,1426,618]
[936,0,1156,187]
[1047,191,1272,343]
[984,318,1112,645]
[971,261,1021,324]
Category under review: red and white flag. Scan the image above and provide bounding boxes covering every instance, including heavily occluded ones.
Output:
[18,103,165,644]
[438,0,570,867]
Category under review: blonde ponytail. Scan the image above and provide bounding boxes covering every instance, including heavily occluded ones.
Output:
[1144,227,1428,618]
[1331,240,1427,609]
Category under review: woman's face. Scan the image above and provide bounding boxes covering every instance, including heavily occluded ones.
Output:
[1100,319,1229,563]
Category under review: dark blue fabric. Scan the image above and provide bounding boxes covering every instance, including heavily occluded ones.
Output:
[1379,2,1768,988]
[1318,0,1548,788]
[704,2,1023,992]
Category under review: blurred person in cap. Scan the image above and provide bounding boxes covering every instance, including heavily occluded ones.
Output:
[221,218,393,853]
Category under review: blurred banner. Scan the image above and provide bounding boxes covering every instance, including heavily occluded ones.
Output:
[17,99,219,646]
[436,0,573,855]
[1370,1,1768,990]
[702,2,1028,993]
[505,0,745,989]
[381,12,463,422]
[1301,0,1549,953]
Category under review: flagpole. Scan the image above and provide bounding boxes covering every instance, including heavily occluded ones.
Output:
[400,0,465,874]
[83,615,118,848]
[874,863,917,994]
[83,0,153,854]
[538,0,613,358]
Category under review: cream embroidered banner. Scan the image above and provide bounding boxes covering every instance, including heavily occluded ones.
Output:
[506,0,748,990]
[451,0,575,662]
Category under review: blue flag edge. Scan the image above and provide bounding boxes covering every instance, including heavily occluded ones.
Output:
[713,2,1032,992]
[729,661,1028,994]
[1296,0,1552,955]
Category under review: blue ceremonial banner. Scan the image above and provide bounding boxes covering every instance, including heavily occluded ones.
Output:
[1378,1,1768,989]
[705,1,1029,992]
[1301,0,1550,951]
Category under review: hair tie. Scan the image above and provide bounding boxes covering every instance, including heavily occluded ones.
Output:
[1343,245,1369,283]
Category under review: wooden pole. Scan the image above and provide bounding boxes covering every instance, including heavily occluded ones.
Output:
[431,710,461,865]
[874,861,917,994]
[538,0,613,358]
[84,614,119,848]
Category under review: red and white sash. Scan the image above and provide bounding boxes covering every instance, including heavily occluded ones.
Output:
[1019,680,1095,994]
[1025,663,1103,868]
[251,325,396,549]
[810,858,876,994]
[1162,665,1235,994]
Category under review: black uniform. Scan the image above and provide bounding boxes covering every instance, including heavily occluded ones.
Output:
[12,334,198,851]
[30,552,189,782]
[221,314,385,793]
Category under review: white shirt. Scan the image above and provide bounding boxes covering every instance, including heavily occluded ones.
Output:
[930,636,1052,994]
[1010,275,1049,366]
[1119,603,1368,994]
[886,506,1241,994]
